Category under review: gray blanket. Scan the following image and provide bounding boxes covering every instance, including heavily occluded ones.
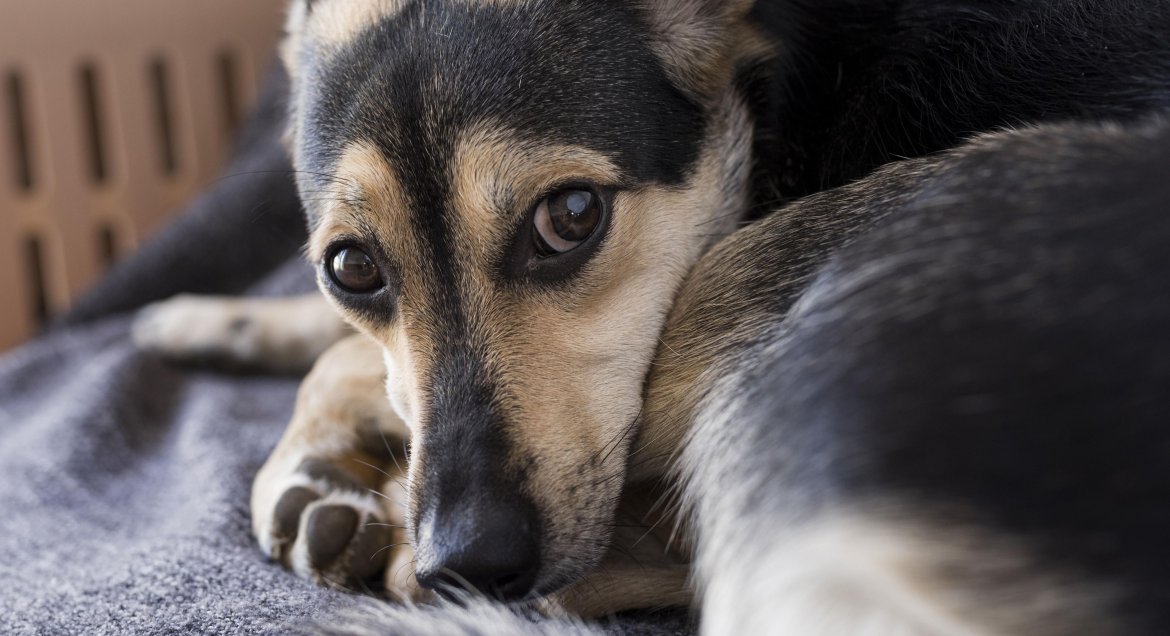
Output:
[0,66,690,636]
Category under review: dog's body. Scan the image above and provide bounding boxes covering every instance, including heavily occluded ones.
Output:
[135,0,1170,633]
[654,117,1170,635]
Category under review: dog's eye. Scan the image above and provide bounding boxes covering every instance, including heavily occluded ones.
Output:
[327,246,384,293]
[532,188,602,256]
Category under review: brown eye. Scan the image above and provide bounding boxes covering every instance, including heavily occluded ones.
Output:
[328,246,383,293]
[533,188,602,255]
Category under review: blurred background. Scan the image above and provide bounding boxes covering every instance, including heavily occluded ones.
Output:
[0,0,288,353]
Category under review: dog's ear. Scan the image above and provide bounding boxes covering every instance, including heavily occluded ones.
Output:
[281,0,407,81]
[280,0,311,85]
[278,0,317,156]
[639,0,765,97]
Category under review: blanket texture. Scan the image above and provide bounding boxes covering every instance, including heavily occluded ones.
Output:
[0,65,691,636]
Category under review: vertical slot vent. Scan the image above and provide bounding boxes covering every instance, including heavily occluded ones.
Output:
[216,49,242,138]
[5,71,34,192]
[149,57,178,176]
[97,223,119,269]
[23,234,50,325]
[79,63,109,184]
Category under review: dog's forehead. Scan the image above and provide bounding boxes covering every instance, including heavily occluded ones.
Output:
[297,0,705,201]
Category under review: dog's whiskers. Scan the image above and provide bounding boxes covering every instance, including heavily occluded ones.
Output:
[352,457,395,481]
[378,428,407,475]
[366,487,395,504]
[593,408,643,467]
[606,544,648,571]
[437,567,481,598]
[393,557,417,583]
[370,541,411,562]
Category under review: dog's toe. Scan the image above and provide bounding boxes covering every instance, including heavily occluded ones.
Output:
[306,504,359,567]
[261,460,401,590]
[270,485,321,557]
[294,496,392,587]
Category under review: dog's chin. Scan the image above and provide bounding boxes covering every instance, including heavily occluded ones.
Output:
[530,515,623,597]
[531,551,606,599]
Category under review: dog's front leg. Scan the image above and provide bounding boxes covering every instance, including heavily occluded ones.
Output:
[251,333,425,600]
[546,560,692,618]
[134,293,351,374]
[545,482,694,617]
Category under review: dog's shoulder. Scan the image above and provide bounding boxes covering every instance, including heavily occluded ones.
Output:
[680,117,1170,634]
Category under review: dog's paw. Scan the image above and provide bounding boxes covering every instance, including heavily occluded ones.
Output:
[133,294,267,367]
[256,457,425,599]
[132,294,348,373]
[260,458,394,587]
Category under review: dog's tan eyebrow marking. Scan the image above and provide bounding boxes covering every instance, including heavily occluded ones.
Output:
[307,141,413,263]
[448,125,623,264]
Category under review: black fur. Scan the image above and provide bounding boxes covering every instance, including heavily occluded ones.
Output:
[675,0,1170,629]
[296,2,709,519]
[300,0,706,204]
[289,0,1170,626]
[746,0,1170,202]
[697,118,1170,632]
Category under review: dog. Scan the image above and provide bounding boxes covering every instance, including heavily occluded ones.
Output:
[135,0,1170,632]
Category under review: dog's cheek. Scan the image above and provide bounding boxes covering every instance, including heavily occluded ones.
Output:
[383,356,414,430]
[379,326,425,430]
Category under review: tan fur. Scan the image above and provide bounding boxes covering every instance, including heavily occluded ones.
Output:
[298,78,754,586]
[631,158,936,481]
[249,330,690,613]
[305,141,417,268]
[697,506,1118,636]
[137,4,1145,626]
[627,218,784,481]
[256,333,410,474]
[305,142,438,415]
[546,481,694,615]
[265,0,764,596]
[251,333,428,599]
[549,562,692,618]
[640,0,775,99]
[154,0,769,617]
[448,126,623,265]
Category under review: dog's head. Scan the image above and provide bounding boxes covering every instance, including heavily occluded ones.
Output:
[282,0,767,599]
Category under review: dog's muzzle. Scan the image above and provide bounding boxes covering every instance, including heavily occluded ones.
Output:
[415,486,541,601]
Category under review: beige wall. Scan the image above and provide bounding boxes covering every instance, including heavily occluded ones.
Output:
[0,0,288,351]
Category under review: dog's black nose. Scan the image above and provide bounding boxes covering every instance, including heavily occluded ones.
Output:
[416,497,541,600]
